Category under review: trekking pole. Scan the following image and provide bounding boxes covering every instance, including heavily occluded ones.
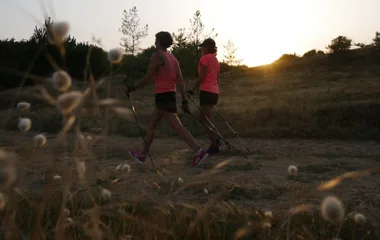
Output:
[125,92,156,169]
[213,106,251,152]
[182,107,248,159]
[186,95,231,150]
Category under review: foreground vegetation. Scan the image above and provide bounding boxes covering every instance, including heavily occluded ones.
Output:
[1,130,380,239]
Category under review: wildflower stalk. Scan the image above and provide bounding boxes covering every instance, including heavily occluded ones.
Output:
[102,64,113,163]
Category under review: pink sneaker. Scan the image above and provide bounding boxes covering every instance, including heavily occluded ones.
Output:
[191,149,209,167]
[129,149,145,163]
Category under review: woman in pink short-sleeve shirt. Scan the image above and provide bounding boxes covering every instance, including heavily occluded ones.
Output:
[124,31,209,167]
[189,38,221,155]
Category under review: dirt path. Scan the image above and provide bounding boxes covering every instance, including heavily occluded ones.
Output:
[2,130,379,216]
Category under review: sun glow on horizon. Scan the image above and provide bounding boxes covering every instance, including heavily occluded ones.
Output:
[1,0,380,68]
[238,47,283,67]
[210,0,324,67]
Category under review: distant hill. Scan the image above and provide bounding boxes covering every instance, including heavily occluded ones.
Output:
[245,47,380,78]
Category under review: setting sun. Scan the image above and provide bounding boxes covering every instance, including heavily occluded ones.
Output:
[209,0,324,66]
[203,0,379,66]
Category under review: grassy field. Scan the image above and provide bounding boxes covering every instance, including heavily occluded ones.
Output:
[0,58,380,239]
[2,55,380,140]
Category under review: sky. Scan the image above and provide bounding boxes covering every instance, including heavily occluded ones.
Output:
[1,0,380,67]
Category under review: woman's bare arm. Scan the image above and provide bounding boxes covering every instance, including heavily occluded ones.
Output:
[191,63,207,92]
[132,53,161,90]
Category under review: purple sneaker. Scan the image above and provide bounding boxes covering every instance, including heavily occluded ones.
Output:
[207,145,221,155]
[192,149,209,167]
[129,149,146,163]
[207,139,222,155]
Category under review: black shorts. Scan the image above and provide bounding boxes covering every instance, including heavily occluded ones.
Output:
[199,90,219,106]
[155,92,177,113]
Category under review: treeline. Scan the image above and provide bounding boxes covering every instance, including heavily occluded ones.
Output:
[276,32,380,63]
[4,6,378,91]
[0,18,109,89]
[0,8,245,89]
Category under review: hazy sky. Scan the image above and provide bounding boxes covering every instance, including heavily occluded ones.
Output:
[1,0,380,67]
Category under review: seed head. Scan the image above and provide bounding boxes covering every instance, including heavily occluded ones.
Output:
[16,102,31,111]
[77,161,86,181]
[288,165,298,176]
[107,48,123,64]
[115,164,121,171]
[112,107,133,121]
[52,70,72,92]
[204,188,209,194]
[18,118,31,132]
[121,164,131,173]
[56,91,83,115]
[116,164,130,173]
[66,217,74,225]
[63,208,70,216]
[53,175,62,181]
[33,134,47,147]
[178,177,183,184]
[321,195,345,224]
[48,21,70,44]
[264,210,273,218]
[353,213,366,224]
[101,188,112,200]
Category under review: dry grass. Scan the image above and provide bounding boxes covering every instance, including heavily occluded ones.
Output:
[1,22,380,240]
[2,63,380,140]
[1,131,380,239]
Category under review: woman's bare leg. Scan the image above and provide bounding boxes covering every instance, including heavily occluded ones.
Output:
[200,105,218,146]
[164,113,200,152]
[141,108,164,155]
